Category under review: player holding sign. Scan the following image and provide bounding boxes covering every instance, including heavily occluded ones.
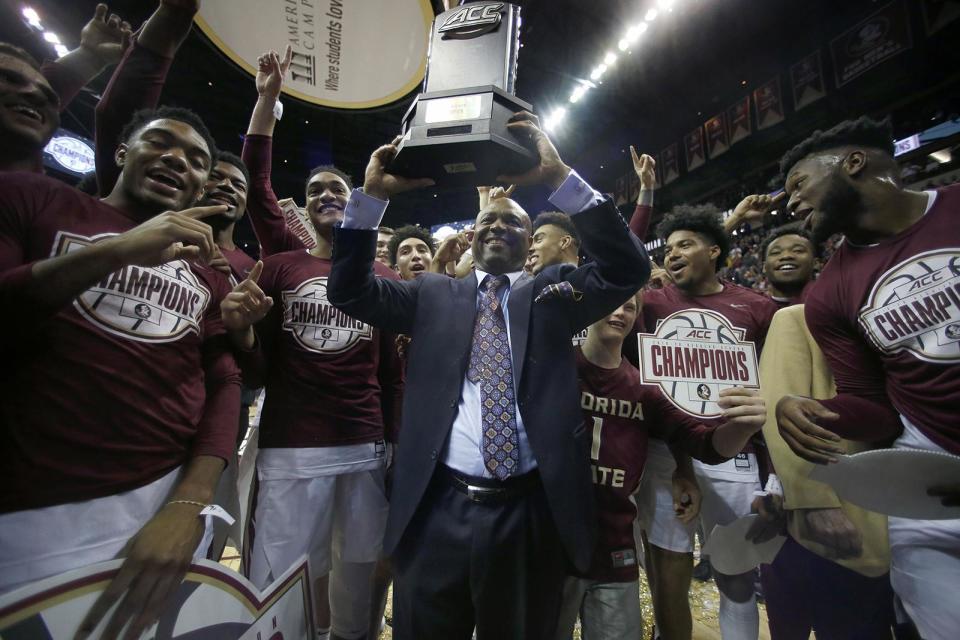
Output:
[556,292,766,640]
[777,116,960,639]
[634,204,778,640]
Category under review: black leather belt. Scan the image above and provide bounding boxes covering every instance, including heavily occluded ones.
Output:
[437,464,541,504]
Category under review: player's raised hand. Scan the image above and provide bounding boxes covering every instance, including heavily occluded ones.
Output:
[74,501,206,640]
[363,136,435,201]
[671,472,702,524]
[79,3,132,66]
[104,204,225,268]
[431,232,470,273]
[256,45,292,100]
[731,192,786,227]
[221,261,273,332]
[497,111,571,190]
[801,507,863,559]
[776,395,844,464]
[630,146,656,191]
[717,387,766,431]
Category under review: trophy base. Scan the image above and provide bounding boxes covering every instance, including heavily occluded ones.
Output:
[389,86,538,188]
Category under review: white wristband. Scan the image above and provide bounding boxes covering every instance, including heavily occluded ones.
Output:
[273,99,284,121]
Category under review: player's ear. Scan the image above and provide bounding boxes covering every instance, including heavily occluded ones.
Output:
[115,144,128,168]
[843,150,867,177]
[708,244,721,264]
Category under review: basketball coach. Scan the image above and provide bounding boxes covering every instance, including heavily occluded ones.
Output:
[328,112,650,640]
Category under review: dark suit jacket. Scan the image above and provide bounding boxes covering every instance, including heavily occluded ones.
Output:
[328,199,649,572]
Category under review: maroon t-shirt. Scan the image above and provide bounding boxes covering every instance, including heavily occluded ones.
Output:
[221,246,256,284]
[804,185,960,453]
[239,250,404,447]
[575,349,723,582]
[0,173,241,513]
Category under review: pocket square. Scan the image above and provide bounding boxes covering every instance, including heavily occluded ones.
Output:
[535,282,583,303]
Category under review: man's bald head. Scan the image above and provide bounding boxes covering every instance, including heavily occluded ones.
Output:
[472,198,533,275]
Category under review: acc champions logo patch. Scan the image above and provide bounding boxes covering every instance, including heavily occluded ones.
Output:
[859,248,960,363]
[283,277,373,354]
[55,232,210,343]
[637,308,760,418]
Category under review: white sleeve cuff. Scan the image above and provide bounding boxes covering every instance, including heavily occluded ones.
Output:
[547,169,605,215]
[342,188,389,230]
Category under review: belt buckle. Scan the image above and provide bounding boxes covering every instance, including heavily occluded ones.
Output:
[466,484,499,503]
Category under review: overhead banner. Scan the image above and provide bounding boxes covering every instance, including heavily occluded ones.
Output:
[705,113,729,159]
[0,559,313,639]
[661,144,680,184]
[922,0,960,35]
[726,97,751,145]
[684,127,706,172]
[791,51,826,110]
[638,309,760,418]
[830,0,912,87]
[754,77,784,130]
[195,0,433,109]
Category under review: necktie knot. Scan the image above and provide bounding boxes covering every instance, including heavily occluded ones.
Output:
[482,274,508,295]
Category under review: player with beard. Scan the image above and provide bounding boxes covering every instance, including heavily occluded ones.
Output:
[758,223,816,308]
[632,204,778,640]
[556,293,767,640]
[776,116,960,639]
[230,47,416,640]
[377,227,395,267]
[0,106,241,639]
[0,4,130,174]
[199,151,255,281]
[388,224,436,281]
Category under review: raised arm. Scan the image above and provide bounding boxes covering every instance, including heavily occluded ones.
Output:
[724,191,785,235]
[95,0,197,194]
[627,146,656,239]
[41,3,131,110]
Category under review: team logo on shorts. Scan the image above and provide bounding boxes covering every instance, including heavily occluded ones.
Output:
[859,249,960,363]
[637,308,759,417]
[282,277,372,354]
[54,232,210,343]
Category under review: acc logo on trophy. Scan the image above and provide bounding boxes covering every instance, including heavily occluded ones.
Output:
[859,248,960,363]
[638,308,760,418]
[438,2,504,38]
[283,277,373,354]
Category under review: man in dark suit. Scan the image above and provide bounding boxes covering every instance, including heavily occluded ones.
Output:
[328,113,650,640]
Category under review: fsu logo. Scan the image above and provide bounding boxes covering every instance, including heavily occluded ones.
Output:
[637,309,760,418]
[859,248,960,363]
[54,232,210,343]
[282,277,372,354]
[437,2,503,39]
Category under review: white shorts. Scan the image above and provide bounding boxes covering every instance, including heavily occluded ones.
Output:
[0,466,213,595]
[887,418,960,640]
[247,442,389,587]
[635,440,697,553]
[555,577,643,640]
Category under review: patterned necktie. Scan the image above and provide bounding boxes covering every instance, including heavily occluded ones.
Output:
[467,274,519,479]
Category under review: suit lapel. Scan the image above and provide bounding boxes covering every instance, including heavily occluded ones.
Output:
[451,272,480,371]
[507,273,533,383]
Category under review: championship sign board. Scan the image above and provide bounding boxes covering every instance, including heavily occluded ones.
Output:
[195,0,433,109]
[0,559,312,640]
[638,309,760,418]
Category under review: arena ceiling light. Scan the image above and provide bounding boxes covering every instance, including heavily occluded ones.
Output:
[547,1,680,135]
[21,6,42,29]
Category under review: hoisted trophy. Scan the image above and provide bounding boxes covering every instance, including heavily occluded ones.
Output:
[389,1,538,186]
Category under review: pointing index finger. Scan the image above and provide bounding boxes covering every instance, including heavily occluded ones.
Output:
[184,205,229,220]
[245,260,264,284]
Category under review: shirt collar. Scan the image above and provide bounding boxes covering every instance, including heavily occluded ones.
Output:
[473,268,524,291]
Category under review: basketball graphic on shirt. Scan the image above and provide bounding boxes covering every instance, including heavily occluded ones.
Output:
[637,308,759,417]
[54,232,210,343]
[282,277,373,354]
[859,248,960,363]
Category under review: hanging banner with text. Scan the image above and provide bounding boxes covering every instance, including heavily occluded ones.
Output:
[196,0,433,109]
[638,309,760,418]
[726,97,751,145]
[684,126,706,172]
[830,0,912,88]
[0,559,313,639]
[705,113,729,159]
[791,51,826,110]
[661,143,680,184]
[753,77,784,130]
